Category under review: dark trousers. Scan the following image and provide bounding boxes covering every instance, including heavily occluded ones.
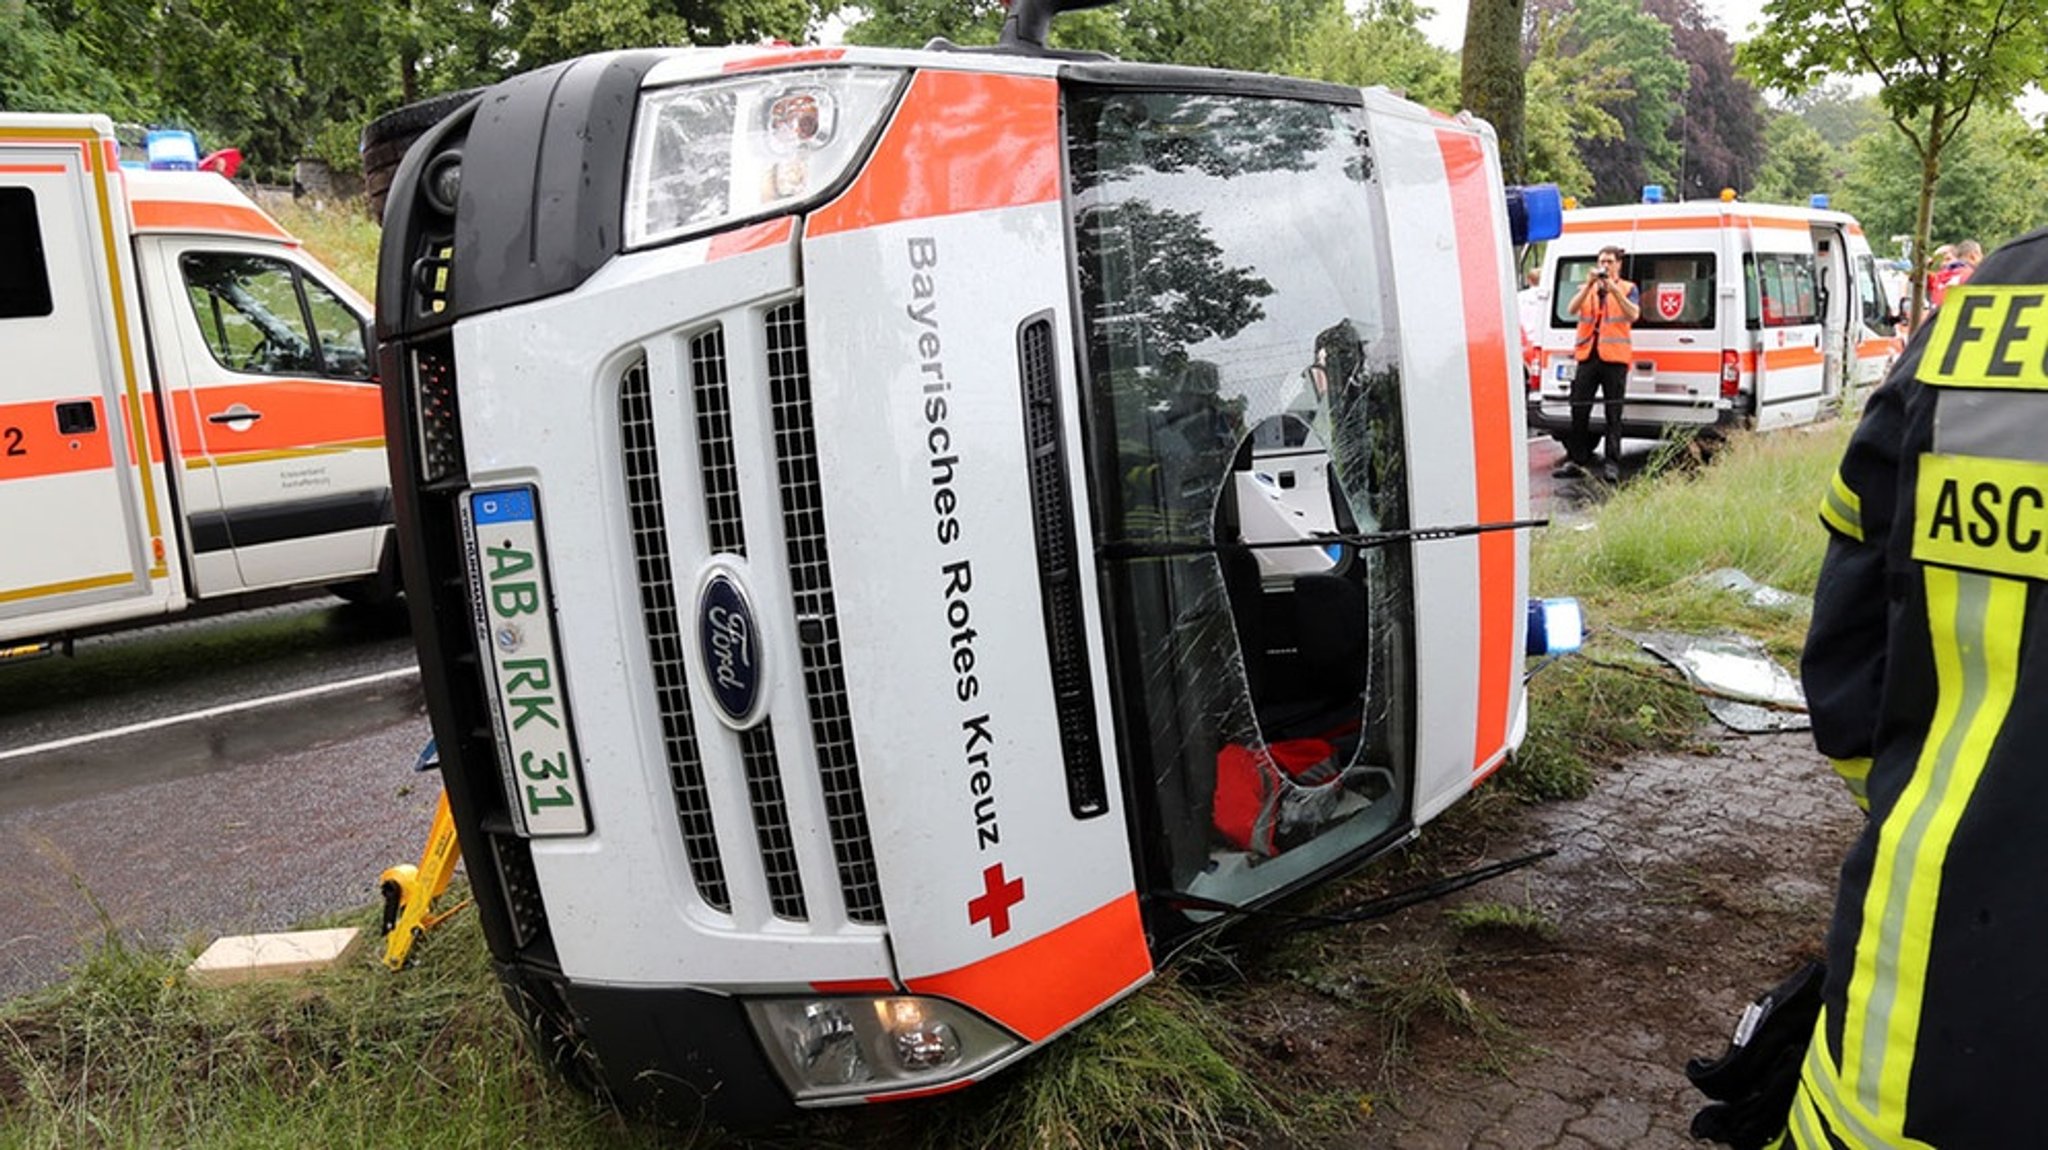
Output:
[1566,356,1627,465]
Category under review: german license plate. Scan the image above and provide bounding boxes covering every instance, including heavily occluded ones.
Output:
[463,485,589,837]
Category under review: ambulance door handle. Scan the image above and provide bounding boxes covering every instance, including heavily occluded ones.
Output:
[208,405,263,425]
[1677,336,1696,344]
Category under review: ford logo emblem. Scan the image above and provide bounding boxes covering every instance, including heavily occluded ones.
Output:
[698,570,763,727]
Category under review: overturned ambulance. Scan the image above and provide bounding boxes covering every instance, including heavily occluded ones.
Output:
[372,0,1570,1123]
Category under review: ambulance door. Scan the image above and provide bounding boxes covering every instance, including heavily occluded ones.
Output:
[1743,231,1824,429]
[1812,225,1853,403]
[1851,250,1902,388]
[0,136,179,635]
[140,237,385,593]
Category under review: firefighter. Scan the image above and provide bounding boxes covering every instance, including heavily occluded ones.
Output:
[1702,227,2048,1147]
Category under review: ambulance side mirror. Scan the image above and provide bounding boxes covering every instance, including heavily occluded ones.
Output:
[999,0,1115,50]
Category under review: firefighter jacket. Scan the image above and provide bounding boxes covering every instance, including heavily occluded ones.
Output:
[1795,226,2048,1148]
[1572,282,1635,363]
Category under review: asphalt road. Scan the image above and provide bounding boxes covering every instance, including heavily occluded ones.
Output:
[0,597,433,1002]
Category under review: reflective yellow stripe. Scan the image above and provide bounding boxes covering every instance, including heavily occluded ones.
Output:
[1796,1010,1937,1149]
[1839,568,2022,1134]
[1820,470,1863,542]
[0,570,134,604]
[1829,756,1871,812]
[1917,286,2048,390]
[1911,452,2048,580]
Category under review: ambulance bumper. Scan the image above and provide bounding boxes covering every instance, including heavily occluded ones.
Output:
[1525,395,1742,441]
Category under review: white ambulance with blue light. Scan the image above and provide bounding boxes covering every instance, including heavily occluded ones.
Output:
[1528,189,1904,443]
[1,115,395,655]
[369,0,1577,1123]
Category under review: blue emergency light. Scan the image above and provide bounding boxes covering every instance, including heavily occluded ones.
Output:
[144,129,199,171]
[1641,184,1665,204]
[1810,193,1831,210]
[1506,183,1564,245]
[1526,597,1585,657]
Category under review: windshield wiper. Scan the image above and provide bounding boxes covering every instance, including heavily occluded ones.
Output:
[1101,516,1549,561]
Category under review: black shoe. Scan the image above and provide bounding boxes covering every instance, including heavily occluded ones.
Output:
[1551,461,1585,479]
[1601,461,1621,482]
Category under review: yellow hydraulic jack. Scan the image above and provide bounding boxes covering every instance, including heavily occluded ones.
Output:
[379,742,470,971]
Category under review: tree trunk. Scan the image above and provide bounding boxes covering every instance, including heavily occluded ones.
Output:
[1462,0,1527,185]
[1907,104,1947,330]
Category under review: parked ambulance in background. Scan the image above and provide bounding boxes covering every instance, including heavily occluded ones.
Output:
[1527,190,1904,444]
[368,0,1574,1124]
[1,114,394,655]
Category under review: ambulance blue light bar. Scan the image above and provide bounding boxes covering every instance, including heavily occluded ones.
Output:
[1641,184,1665,204]
[145,130,199,170]
[1810,193,1831,210]
[1506,183,1563,244]
[1526,597,1584,657]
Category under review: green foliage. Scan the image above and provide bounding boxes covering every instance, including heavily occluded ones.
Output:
[1521,8,1628,197]
[0,0,138,114]
[1752,112,1841,204]
[1292,0,1457,111]
[1741,0,2048,321]
[1837,105,2048,257]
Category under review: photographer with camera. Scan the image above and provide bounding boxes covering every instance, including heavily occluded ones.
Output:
[1555,245,1640,481]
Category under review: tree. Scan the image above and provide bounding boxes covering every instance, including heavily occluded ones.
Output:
[1461,0,1525,183]
[1642,0,1764,198]
[1751,112,1841,204]
[1526,0,1686,204]
[1741,0,2048,324]
[1838,106,2048,258]
[1519,7,1627,197]
[1293,0,1458,112]
[0,0,137,113]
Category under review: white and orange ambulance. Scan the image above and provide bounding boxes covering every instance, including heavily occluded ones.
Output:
[1,114,394,653]
[1527,192,1905,443]
[369,0,1574,1124]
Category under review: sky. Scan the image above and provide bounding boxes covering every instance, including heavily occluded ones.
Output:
[1421,0,1771,50]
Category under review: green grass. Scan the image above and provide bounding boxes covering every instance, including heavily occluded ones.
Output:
[267,196,381,299]
[1498,422,1850,801]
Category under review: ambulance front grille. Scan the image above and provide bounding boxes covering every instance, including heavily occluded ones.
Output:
[620,355,732,913]
[690,328,747,555]
[765,301,885,926]
[691,328,809,922]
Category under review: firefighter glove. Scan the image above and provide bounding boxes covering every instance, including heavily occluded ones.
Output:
[1684,960,1824,1150]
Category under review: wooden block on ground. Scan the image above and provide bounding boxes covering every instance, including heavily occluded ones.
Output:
[187,927,363,987]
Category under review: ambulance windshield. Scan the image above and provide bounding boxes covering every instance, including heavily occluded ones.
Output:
[1069,88,1414,914]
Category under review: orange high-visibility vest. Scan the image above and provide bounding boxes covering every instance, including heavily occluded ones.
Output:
[1573,290,1633,363]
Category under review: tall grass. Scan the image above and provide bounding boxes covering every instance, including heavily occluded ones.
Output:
[1502,422,1854,800]
[266,196,381,299]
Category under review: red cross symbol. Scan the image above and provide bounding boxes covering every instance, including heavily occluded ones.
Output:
[967,863,1025,938]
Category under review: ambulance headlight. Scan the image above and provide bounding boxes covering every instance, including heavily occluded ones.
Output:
[1526,597,1584,657]
[625,67,905,250]
[745,994,1019,1101]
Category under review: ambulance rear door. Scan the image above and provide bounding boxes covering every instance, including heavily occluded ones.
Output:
[0,116,182,643]
[1617,221,1723,422]
[1744,218,1825,429]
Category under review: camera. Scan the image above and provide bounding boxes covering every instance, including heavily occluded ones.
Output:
[1594,268,1609,279]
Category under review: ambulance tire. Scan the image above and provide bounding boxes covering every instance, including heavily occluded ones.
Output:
[361,88,483,223]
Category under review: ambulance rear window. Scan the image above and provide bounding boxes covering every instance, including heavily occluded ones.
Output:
[1550,253,1715,330]
[0,188,55,319]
